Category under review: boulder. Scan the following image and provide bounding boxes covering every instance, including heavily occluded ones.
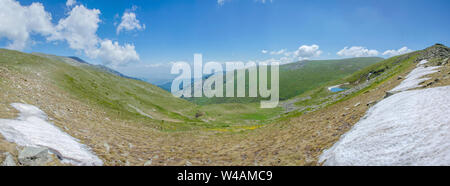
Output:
[1,152,16,166]
[103,143,110,153]
[144,159,152,166]
[442,58,449,65]
[18,146,52,166]
[384,91,396,98]
[185,160,192,166]
[367,100,378,107]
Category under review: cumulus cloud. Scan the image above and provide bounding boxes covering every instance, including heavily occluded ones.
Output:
[49,5,101,56]
[293,44,322,59]
[337,46,379,57]
[382,46,413,57]
[263,44,322,61]
[66,0,76,7]
[259,44,322,64]
[0,0,54,50]
[0,0,141,67]
[270,49,286,55]
[91,40,140,67]
[116,11,145,34]
[48,5,140,66]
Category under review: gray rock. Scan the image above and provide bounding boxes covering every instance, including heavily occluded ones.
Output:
[442,58,449,65]
[103,143,110,153]
[367,100,378,107]
[384,91,396,98]
[144,159,152,166]
[18,146,52,166]
[2,152,16,166]
[185,160,192,166]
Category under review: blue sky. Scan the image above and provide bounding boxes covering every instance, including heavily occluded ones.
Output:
[1,0,450,84]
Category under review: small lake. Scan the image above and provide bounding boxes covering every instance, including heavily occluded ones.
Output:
[329,87,347,92]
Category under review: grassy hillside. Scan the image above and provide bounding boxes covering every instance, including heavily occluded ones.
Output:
[290,53,420,113]
[186,57,383,105]
[0,49,200,124]
[282,45,449,119]
[0,49,283,130]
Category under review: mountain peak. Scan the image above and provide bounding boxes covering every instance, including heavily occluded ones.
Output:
[419,43,450,60]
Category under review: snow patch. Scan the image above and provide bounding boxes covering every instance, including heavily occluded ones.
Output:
[319,86,450,165]
[327,85,341,91]
[0,103,103,166]
[417,59,428,66]
[390,60,439,92]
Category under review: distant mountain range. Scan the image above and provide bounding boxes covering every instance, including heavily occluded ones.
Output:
[67,56,143,82]
[185,57,384,105]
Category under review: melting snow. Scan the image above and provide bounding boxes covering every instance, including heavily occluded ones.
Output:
[0,103,103,166]
[320,60,450,166]
[390,60,440,92]
[328,85,339,91]
[319,86,450,165]
[417,59,429,66]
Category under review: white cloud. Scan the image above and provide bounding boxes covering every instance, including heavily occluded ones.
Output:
[47,4,140,66]
[116,12,145,34]
[263,44,322,59]
[49,5,101,56]
[66,0,76,7]
[0,1,141,66]
[270,49,286,55]
[259,44,322,64]
[382,46,413,57]
[293,44,323,59]
[337,46,379,57]
[92,40,140,67]
[0,0,54,50]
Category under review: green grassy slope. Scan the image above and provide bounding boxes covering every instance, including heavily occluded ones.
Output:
[187,57,383,105]
[0,49,284,130]
[293,53,420,110]
[0,49,199,123]
[279,57,383,98]
[280,45,450,119]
